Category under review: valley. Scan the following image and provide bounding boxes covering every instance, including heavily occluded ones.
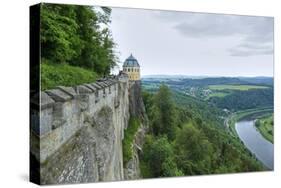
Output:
[140,75,274,175]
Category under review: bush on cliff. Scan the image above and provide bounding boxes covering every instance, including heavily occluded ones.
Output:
[41,61,98,90]
[122,117,140,165]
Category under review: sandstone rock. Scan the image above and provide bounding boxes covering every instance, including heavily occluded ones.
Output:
[56,86,77,98]
[75,85,93,94]
[35,74,148,184]
[40,92,55,109]
[46,89,73,102]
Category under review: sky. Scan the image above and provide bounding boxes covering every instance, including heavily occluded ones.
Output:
[109,7,274,77]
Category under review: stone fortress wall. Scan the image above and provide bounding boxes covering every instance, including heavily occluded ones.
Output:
[30,73,133,184]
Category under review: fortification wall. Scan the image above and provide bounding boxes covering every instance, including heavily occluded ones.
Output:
[30,74,130,184]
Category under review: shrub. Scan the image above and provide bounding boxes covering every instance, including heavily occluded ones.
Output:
[122,117,141,165]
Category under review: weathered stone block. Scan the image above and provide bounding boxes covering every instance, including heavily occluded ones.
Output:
[40,108,53,136]
[56,86,77,98]
[91,83,102,90]
[83,84,96,92]
[95,82,106,88]
[46,89,72,102]
[75,85,93,94]
[40,92,55,109]
[77,95,89,111]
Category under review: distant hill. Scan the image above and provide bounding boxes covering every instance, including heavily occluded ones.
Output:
[142,76,273,87]
[238,77,273,86]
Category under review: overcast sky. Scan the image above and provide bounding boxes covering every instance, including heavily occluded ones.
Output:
[109,7,274,77]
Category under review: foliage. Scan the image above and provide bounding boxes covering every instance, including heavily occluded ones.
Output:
[209,89,273,111]
[122,117,141,165]
[150,84,177,140]
[41,4,81,63]
[141,135,183,177]
[140,84,265,178]
[172,91,224,130]
[40,4,118,90]
[41,61,97,90]
[174,123,213,175]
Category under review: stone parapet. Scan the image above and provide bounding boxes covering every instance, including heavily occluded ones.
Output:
[31,74,129,165]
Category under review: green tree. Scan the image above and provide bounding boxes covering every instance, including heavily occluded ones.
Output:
[40,4,118,78]
[174,123,213,175]
[151,84,177,140]
[41,4,81,63]
[142,136,181,177]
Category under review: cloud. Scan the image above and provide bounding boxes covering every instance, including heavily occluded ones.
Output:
[228,46,273,57]
[152,11,274,56]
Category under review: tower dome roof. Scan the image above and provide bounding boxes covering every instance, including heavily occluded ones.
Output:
[123,54,140,67]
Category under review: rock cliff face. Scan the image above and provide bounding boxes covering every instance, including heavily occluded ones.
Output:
[123,81,148,180]
[30,74,147,185]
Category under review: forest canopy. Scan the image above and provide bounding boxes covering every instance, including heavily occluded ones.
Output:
[140,84,264,178]
[40,4,118,90]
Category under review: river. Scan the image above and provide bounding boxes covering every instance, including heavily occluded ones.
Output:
[235,120,274,170]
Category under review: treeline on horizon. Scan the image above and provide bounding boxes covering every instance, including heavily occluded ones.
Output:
[140,84,264,177]
[142,77,273,87]
[39,4,118,90]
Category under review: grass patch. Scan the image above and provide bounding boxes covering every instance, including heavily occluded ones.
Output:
[255,114,274,143]
[123,117,141,165]
[206,91,229,100]
[209,92,229,98]
[209,85,268,91]
[41,61,98,90]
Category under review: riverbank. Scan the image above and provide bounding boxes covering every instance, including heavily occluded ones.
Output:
[255,114,274,143]
[226,107,273,138]
[224,108,274,170]
[235,120,274,170]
